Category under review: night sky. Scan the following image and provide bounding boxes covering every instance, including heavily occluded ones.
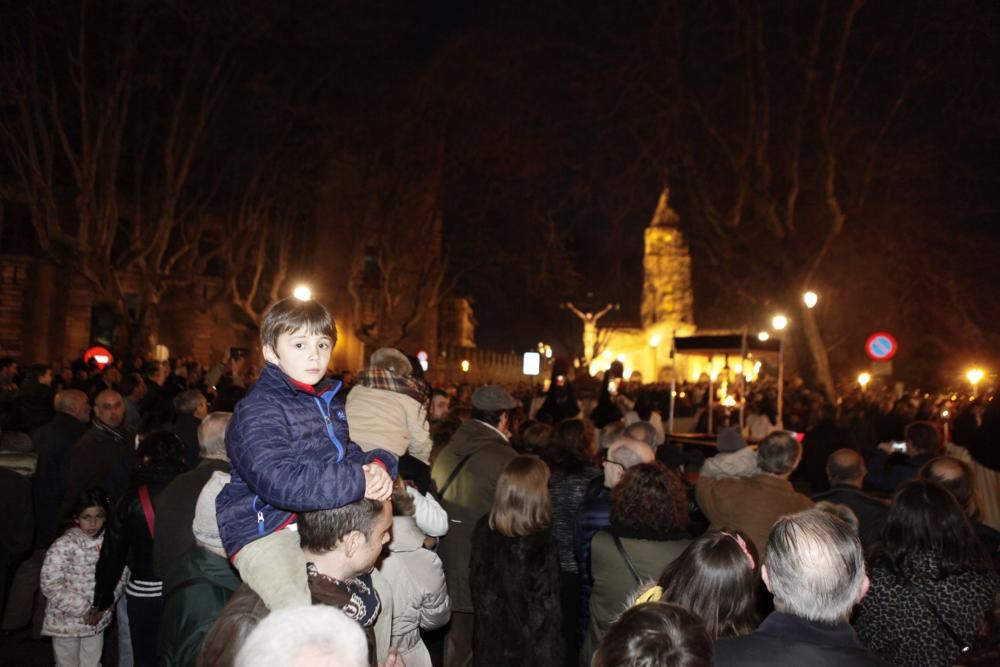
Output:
[3,0,998,387]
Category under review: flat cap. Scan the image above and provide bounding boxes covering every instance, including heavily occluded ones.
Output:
[471,385,519,411]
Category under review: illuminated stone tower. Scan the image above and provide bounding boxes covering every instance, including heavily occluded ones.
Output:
[641,188,694,329]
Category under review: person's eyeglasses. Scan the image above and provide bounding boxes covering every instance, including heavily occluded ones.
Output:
[601,450,624,469]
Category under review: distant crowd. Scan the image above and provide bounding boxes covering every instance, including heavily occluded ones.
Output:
[0,300,999,667]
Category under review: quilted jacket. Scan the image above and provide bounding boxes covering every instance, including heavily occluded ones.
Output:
[40,527,122,637]
[216,363,398,557]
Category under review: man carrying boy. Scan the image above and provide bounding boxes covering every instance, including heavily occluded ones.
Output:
[216,297,397,611]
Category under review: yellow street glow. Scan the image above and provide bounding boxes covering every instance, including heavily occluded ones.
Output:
[292,285,312,301]
[772,315,788,330]
[757,331,770,342]
[460,360,470,373]
[802,291,818,309]
[967,368,985,385]
[857,372,871,387]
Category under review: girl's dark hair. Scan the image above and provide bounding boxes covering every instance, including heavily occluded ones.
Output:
[593,602,713,667]
[657,530,759,639]
[136,431,187,474]
[71,488,110,517]
[611,462,689,536]
[542,419,593,469]
[875,479,988,574]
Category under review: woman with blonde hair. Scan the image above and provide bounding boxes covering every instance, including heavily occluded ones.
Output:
[469,455,564,666]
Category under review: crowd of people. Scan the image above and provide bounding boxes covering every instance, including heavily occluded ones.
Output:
[1,296,999,667]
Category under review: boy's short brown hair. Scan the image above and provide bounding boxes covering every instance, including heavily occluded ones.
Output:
[260,297,336,351]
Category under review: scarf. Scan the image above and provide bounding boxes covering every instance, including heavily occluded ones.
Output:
[355,367,427,405]
[306,563,381,627]
[92,418,126,445]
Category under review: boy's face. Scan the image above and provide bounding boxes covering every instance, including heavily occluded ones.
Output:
[264,328,333,385]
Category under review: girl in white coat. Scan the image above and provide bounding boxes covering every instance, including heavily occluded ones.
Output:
[379,478,451,667]
[40,489,123,667]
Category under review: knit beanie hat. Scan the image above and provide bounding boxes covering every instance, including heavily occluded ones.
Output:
[192,470,230,550]
[716,427,747,453]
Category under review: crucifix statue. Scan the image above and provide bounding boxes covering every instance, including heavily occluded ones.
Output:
[564,301,617,364]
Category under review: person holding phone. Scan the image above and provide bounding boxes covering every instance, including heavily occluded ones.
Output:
[863,421,941,494]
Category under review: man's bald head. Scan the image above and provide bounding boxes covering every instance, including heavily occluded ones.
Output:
[826,449,866,488]
[604,436,655,488]
[919,456,974,512]
[54,389,91,424]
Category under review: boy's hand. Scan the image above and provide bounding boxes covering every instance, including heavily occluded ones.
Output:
[363,464,393,501]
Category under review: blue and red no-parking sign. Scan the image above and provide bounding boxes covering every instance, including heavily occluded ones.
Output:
[865,332,898,361]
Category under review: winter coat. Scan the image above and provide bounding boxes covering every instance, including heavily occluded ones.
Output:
[153,459,231,586]
[573,477,610,638]
[158,546,240,667]
[346,384,433,464]
[379,516,451,667]
[31,412,89,549]
[216,363,398,558]
[93,466,179,610]
[430,419,517,612]
[810,486,887,554]
[583,528,691,664]
[469,516,564,667]
[549,465,600,573]
[40,527,122,637]
[695,473,813,553]
[63,422,136,515]
[699,447,760,480]
[715,612,890,667]
[854,553,1000,667]
[199,573,379,667]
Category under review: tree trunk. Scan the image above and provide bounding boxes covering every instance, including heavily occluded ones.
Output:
[798,301,835,400]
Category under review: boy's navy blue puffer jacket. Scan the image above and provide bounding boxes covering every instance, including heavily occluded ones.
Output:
[216,362,398,557]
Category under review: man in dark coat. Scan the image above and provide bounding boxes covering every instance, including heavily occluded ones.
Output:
[795,404,845,493]
[430,385,519,667]
[153,412,231,587]
[168,389,208,470]
[714,509,889,666]
[63,389,135,516]
[864,420,938,494]
[31,389,92,549]
[811,449,887,554]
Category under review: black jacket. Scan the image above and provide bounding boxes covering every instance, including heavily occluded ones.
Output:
[31,412,88,549]
[93,465,181,610]
[811,485,888,553]
[714,612,890,666]
[469,516,564,667]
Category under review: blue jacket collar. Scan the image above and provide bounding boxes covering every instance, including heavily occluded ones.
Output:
[260,362,341,398]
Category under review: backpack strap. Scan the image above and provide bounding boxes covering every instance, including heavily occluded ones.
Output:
[612,533,642,584]
[436,451,479,499]
[137,485,155,539]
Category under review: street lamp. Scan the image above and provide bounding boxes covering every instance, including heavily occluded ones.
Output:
[460,359,471,374]
[802,291,818,309]
[757,331,770,342]
[967,368,985,389]
[771,315,788,331]
[858,372,872,388]
[292,285,312,301]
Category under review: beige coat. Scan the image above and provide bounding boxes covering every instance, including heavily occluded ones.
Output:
[379,516,451,667]
[346,385,432,464]
[695,473,814,552]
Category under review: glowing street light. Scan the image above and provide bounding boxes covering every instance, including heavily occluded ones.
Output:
[802,291,818,309]
[771,314,788,331]
[649,335,661,349]
[967,368,985,388]
[757,331,770,342]
[858,372,872,388]
[460,359,471,373]
[292,285,312,301]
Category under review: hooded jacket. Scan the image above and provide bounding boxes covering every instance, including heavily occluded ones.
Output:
[215,363,398,557]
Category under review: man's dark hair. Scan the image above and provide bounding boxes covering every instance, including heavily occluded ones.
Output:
[905,421,940,456]
[26,363,51,382]
[298,499,384,552]
[757,431,801,475]
[116,372,142,398]
[471,407,506,428]
[593,602,713,667]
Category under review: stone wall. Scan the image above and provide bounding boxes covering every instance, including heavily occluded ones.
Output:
[641,189,694,330]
